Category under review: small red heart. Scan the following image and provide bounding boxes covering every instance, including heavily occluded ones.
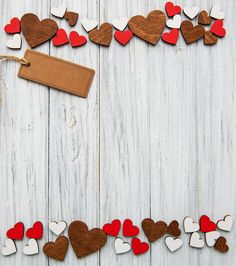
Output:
[4,17,21,34]
[7,222,24,240]
[123,219,139,237]
[162,29,179,45]
[210,20,226,38]
[200,215,217,233]
[26,221,43,240]
[131,238,149,255]
[114,30,133,46]
[103,219,121,237]
[69,31,87,47]
[165,2,181,17]
[52,29,69,46]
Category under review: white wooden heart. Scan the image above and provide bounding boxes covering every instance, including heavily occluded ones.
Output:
[217,215,233,232]
[49,221,67,236]
[2,239,17,256]
[189,232,204,249]
[166,15,181,29]
[23,239,39,256]
[6,34,22,50]
[112,17,128,31]
[183,6,200,19]
[184,217,200,233]
[114,237,131,255]
[82,18,98,32]
[51,3,67,18]
[205,231,220,247]
[210,4,224,19]
[165,237,183,253]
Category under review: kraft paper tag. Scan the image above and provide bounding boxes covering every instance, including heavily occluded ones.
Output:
[18,49,95,97]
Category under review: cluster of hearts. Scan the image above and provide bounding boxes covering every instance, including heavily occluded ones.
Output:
[4,2,226,50]
[1,215,232,261]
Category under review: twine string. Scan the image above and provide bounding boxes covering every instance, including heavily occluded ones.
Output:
[0,54,30,66]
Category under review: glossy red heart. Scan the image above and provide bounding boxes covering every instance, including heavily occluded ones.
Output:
[26,221,43,239]
[162,29,179,45]
[4,17,21,34]
[114,30,133,46]
[103,219,121,237]
[210,20,226,37]
[69,31,87,47]
[200,215,216,233]
[131,238,149,255]
[165,2,181,17]
[123,219,139,237]
[52,29,69,46]
[7,222,24,240]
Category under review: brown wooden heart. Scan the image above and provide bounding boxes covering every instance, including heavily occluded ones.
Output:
[167,220,181,237]
[128,10,166,45]
[21,13,58,48]
[214,237,229,253]
[89,23,112,46]
[64,11,79,27]
[43,236,69,261]
[198,11,212,25]
[68,220,107,258]
[204,31,218,45]
[142,218,168,243]
[181,21,205,44]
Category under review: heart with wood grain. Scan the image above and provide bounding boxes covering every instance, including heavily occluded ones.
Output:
[180,20,205,44]
[89,23,112,46]
[21,13,58,48]
[198,10,212,25]
[128,10,166,45]
[43,236,69,261]
[68,220,107,258]
[167,220,181,237]
[142,218,168,243]
[214,237,229,253]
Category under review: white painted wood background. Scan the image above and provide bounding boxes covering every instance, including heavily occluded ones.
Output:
[0,0,235,265]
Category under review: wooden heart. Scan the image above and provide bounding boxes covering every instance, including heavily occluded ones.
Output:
[64,11,79,27]
[180,20,205,44]
[43,236,69,261]
[128,10,166,45]
[204,31,218,45]
[21,13,58,48]
[89,23,112,46]
[167,220,181,237]
[214,237,229,253]
[142,218,168,243]
[68,220,107,258]
[198,10,212,25]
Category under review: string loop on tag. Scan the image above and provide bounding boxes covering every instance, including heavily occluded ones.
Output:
[0,54,30,66]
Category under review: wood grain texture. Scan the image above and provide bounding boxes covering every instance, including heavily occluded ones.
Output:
[0,0,236,266]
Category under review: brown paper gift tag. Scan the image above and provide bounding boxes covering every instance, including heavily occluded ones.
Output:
[18,49,95,97]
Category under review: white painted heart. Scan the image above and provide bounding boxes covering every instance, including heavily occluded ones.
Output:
[205,231,220,247]
[112,17,129,31]
[51,3,67,18]
[2,239,17,256]
[217,215,233,232]
[82,18,98,32]
[184,217,200,233]
[114,237,131,255]
[166,15,181,29]
[49,221,67,236]
[23,239,39,256]
[165,237,183,253]
[6,34,22,50]
[184,6,200,19]
[210,4,224,19]
[189,232,204,249]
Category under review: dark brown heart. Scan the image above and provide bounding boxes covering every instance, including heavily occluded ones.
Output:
[68,220,107,258]
[204,31,218,45]
[181,20,205,44]
[64,11,79,27]
[128,10,166,45]
[198,10,212,25]
[167,220,181,237]
[21,13,58,48]
[142,218,168,243]
[214,237,229,253]
[43,236,69,261]
[89,23,112,46]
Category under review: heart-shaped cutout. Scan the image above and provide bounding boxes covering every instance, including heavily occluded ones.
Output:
[167,15,181,29]
[114,30,133,46]
[23,239,39,255]
[103,219,121,237]
[131,238,149,255]
[198,10,212,25]
[52,29,69,46]
[217,215,233,232]
[165,2,181,17]
[205,231,220,247]
[183,217,200,233]
[26,221,43,240]
[189,232,204,249]
[204,31,218,45]
[167,220,181,237]
[210,4,224,20]
[180,20,205,44]
[165,237,183,252]
[69,31,87,47]
[112,17,129,31]
[214,237,229,253]
[162,29,179,45]
[43,236,69,261]
[199,215,216,233]
[64,11,79,27]
[51,4,67,18]
[4,17,21,34]
[7,222,24,240]
[183,6,199,20]
[123,219,140,237]
[49,221,67,236]
[210,20,226,38]
[142,218,168,243]
[82,18,98,32]
[114,237,131,254]
[89,23,112,46]
[6,34,22,49]
[1,239,17,256]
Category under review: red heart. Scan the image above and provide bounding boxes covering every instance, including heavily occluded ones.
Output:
[114,30,133,46]
[7,222,24,240]
[131,238,149,255]
[165,2,181,17]
[123,219,139,237]
[52,29,69,46]
[210,20,226,38]
[103,219,121,237]
[162,29,179,45]
[69,31,87,47]
[26,221,43,239]
[200,215,216,233]
[4,17,21,34]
